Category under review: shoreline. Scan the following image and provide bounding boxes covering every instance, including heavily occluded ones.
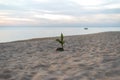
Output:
[0,31,119,44]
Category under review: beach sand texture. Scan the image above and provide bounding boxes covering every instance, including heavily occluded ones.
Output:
[0,31,120,80]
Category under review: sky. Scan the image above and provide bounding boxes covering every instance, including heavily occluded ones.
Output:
[0,0,120,27]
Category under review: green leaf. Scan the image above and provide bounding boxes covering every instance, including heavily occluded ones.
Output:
[61,33,64,41]
[56,39,62,43]
[63,41,65,44]
[56,33,65,49]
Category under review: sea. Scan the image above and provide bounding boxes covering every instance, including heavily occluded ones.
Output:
[0,27,120,43]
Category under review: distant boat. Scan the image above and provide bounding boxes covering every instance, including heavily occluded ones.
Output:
[84,28,88,30]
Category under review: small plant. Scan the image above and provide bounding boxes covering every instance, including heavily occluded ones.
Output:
[56,33,65,51]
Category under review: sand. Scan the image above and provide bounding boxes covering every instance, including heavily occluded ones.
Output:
[0,31,120,80]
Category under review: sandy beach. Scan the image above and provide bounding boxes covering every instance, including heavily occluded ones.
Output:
[0,31,120,80]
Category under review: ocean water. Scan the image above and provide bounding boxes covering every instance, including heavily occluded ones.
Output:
[0,27,120,43]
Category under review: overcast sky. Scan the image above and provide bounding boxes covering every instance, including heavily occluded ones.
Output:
[0,0,120,27]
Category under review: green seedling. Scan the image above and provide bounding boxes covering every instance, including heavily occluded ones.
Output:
[56,33,65,51]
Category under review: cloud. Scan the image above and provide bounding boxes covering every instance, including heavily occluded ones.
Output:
[70,0,107,6]
[103,3,120,9]
[69,14,120,24]
[33,14,75,20]
[0,0,120,27]
[32,0,50,3]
